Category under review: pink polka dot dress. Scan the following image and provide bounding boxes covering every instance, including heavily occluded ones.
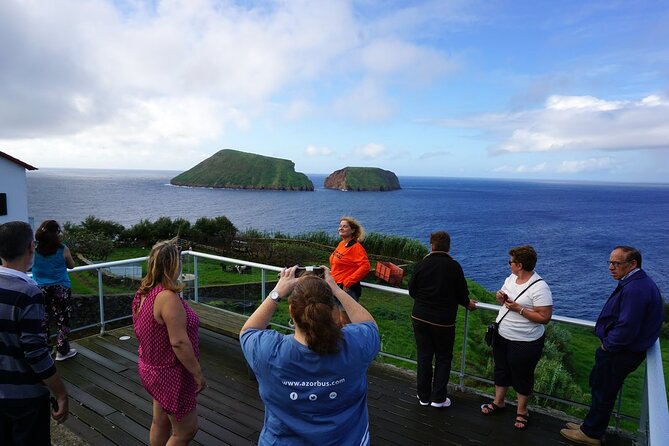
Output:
[132,285,200,420]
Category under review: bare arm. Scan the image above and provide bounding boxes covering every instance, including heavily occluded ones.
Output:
[155,290,205,392]
[506,301,553,324]
[324,267,376,326]
[241,266,298,333]
[63,246,75,269]
[43,373,69,423]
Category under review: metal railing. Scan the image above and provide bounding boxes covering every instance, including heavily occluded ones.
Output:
[66,250,668,445]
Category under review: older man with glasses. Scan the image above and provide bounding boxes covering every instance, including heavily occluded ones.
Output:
[560,246,663,446]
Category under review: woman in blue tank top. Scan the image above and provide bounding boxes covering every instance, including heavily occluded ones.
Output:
[32,220,77,361]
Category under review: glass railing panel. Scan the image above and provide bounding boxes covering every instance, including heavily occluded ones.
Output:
[181,254,273,317]
[67,260,144,333]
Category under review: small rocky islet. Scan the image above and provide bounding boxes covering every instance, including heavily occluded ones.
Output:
[324,167,401,191]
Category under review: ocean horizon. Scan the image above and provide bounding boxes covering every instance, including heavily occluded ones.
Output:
[27,168,669,321]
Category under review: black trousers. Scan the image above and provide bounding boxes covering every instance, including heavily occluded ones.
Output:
[412,319,456,403]
[581,347,645,439]
[0,394,51,445]
[492,333,545,396]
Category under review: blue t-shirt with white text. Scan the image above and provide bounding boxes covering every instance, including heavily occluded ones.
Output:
[241,321,380,446]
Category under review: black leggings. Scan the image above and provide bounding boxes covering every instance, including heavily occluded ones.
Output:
[492,333,545,396]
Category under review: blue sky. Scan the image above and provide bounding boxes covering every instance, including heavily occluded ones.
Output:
[1,0,668,182]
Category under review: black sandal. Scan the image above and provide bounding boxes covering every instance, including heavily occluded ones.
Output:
[480,402,505,415]
[514,412,529,430]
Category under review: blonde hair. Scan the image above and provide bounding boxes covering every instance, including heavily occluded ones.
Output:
[138,239,184,296]
[340,216,365,241]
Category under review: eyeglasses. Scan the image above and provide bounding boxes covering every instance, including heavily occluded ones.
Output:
[607,260,631,267]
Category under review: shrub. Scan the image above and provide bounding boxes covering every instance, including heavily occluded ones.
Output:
[64,229,114,260]
[362,233,427,261]
[78,216,125,241]
[192,216,237,247]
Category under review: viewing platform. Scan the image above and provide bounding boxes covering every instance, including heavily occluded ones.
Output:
[53,250,667,445]
[59,324,633,445]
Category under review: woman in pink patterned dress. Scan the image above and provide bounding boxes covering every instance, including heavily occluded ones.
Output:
[132,240,205,446]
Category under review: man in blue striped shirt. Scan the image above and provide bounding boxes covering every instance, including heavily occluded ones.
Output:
[0,221,69,445]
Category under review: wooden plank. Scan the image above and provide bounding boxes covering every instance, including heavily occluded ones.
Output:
[71,343,128,373]
[89,335,140,362]
[105,412,150,444]
[196,403,257,439]
[63,379,117,416]
[58,357,153,414]
[60,415,117,446]
[198,416,255,445]
[67,400,145,446]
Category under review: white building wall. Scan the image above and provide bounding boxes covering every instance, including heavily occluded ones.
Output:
[0,158,30,224]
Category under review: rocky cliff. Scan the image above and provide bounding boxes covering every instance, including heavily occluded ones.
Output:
[171,149,314,191]
[324,167,401,191]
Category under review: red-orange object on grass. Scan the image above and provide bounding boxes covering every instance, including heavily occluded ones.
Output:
[375,261,404,286]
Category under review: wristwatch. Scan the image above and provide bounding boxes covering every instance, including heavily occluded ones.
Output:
[268,290,281,303]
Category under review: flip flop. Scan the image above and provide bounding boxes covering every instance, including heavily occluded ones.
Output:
[480,402,505,415]
[514,412,530,430]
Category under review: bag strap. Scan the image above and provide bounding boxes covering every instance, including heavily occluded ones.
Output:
[497,278,544,325]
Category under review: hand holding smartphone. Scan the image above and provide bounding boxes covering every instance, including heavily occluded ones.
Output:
[295,266,325,278]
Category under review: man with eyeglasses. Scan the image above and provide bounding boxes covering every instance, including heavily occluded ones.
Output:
[560,246,663,446]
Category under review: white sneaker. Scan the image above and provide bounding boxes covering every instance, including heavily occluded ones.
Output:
[416,395,429,406]
[55,349,77,361]
[431,398,452,408]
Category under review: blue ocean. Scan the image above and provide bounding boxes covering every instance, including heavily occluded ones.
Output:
[27,168,669,320]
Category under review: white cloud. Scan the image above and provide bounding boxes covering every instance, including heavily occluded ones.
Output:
[0,0,456,168]
[358,38,456,83]
[305,145,332,157]
[354,143,386,159]
[333,79,396,121]
[418,151,452,160]
[493,157,618,174]
[554,157,618,173]
[440,94,669,155]
[545,95,624,111]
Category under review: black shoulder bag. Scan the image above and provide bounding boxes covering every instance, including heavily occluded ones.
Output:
[484,278,543,347]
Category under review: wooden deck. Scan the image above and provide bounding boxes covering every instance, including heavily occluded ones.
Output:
[55,323,635,445]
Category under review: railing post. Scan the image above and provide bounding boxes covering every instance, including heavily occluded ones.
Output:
[97,268,105,335]
[614,384,624,431]
[639,366,649,446]
[459,309,469,391]
[193,256,199,303]
[261,269,266,300]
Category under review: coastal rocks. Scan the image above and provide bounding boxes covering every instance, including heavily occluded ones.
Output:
[324,167,401,191]
[171,149,314,191]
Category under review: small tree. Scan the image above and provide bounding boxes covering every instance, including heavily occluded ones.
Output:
[63,229,114,260]
[79,216,125,241]
[192,216,237,247]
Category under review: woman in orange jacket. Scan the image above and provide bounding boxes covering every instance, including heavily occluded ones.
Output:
[329,216,371,323]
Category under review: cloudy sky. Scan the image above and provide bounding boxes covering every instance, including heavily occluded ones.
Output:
[1,0,668,182]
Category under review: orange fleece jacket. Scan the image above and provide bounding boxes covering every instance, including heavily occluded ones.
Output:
[329,240,371,288]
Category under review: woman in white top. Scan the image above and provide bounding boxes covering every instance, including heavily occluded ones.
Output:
[480,245,553,431]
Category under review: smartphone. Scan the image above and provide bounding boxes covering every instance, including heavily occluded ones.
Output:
[50,396,59,412]
[295,266,325,278]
